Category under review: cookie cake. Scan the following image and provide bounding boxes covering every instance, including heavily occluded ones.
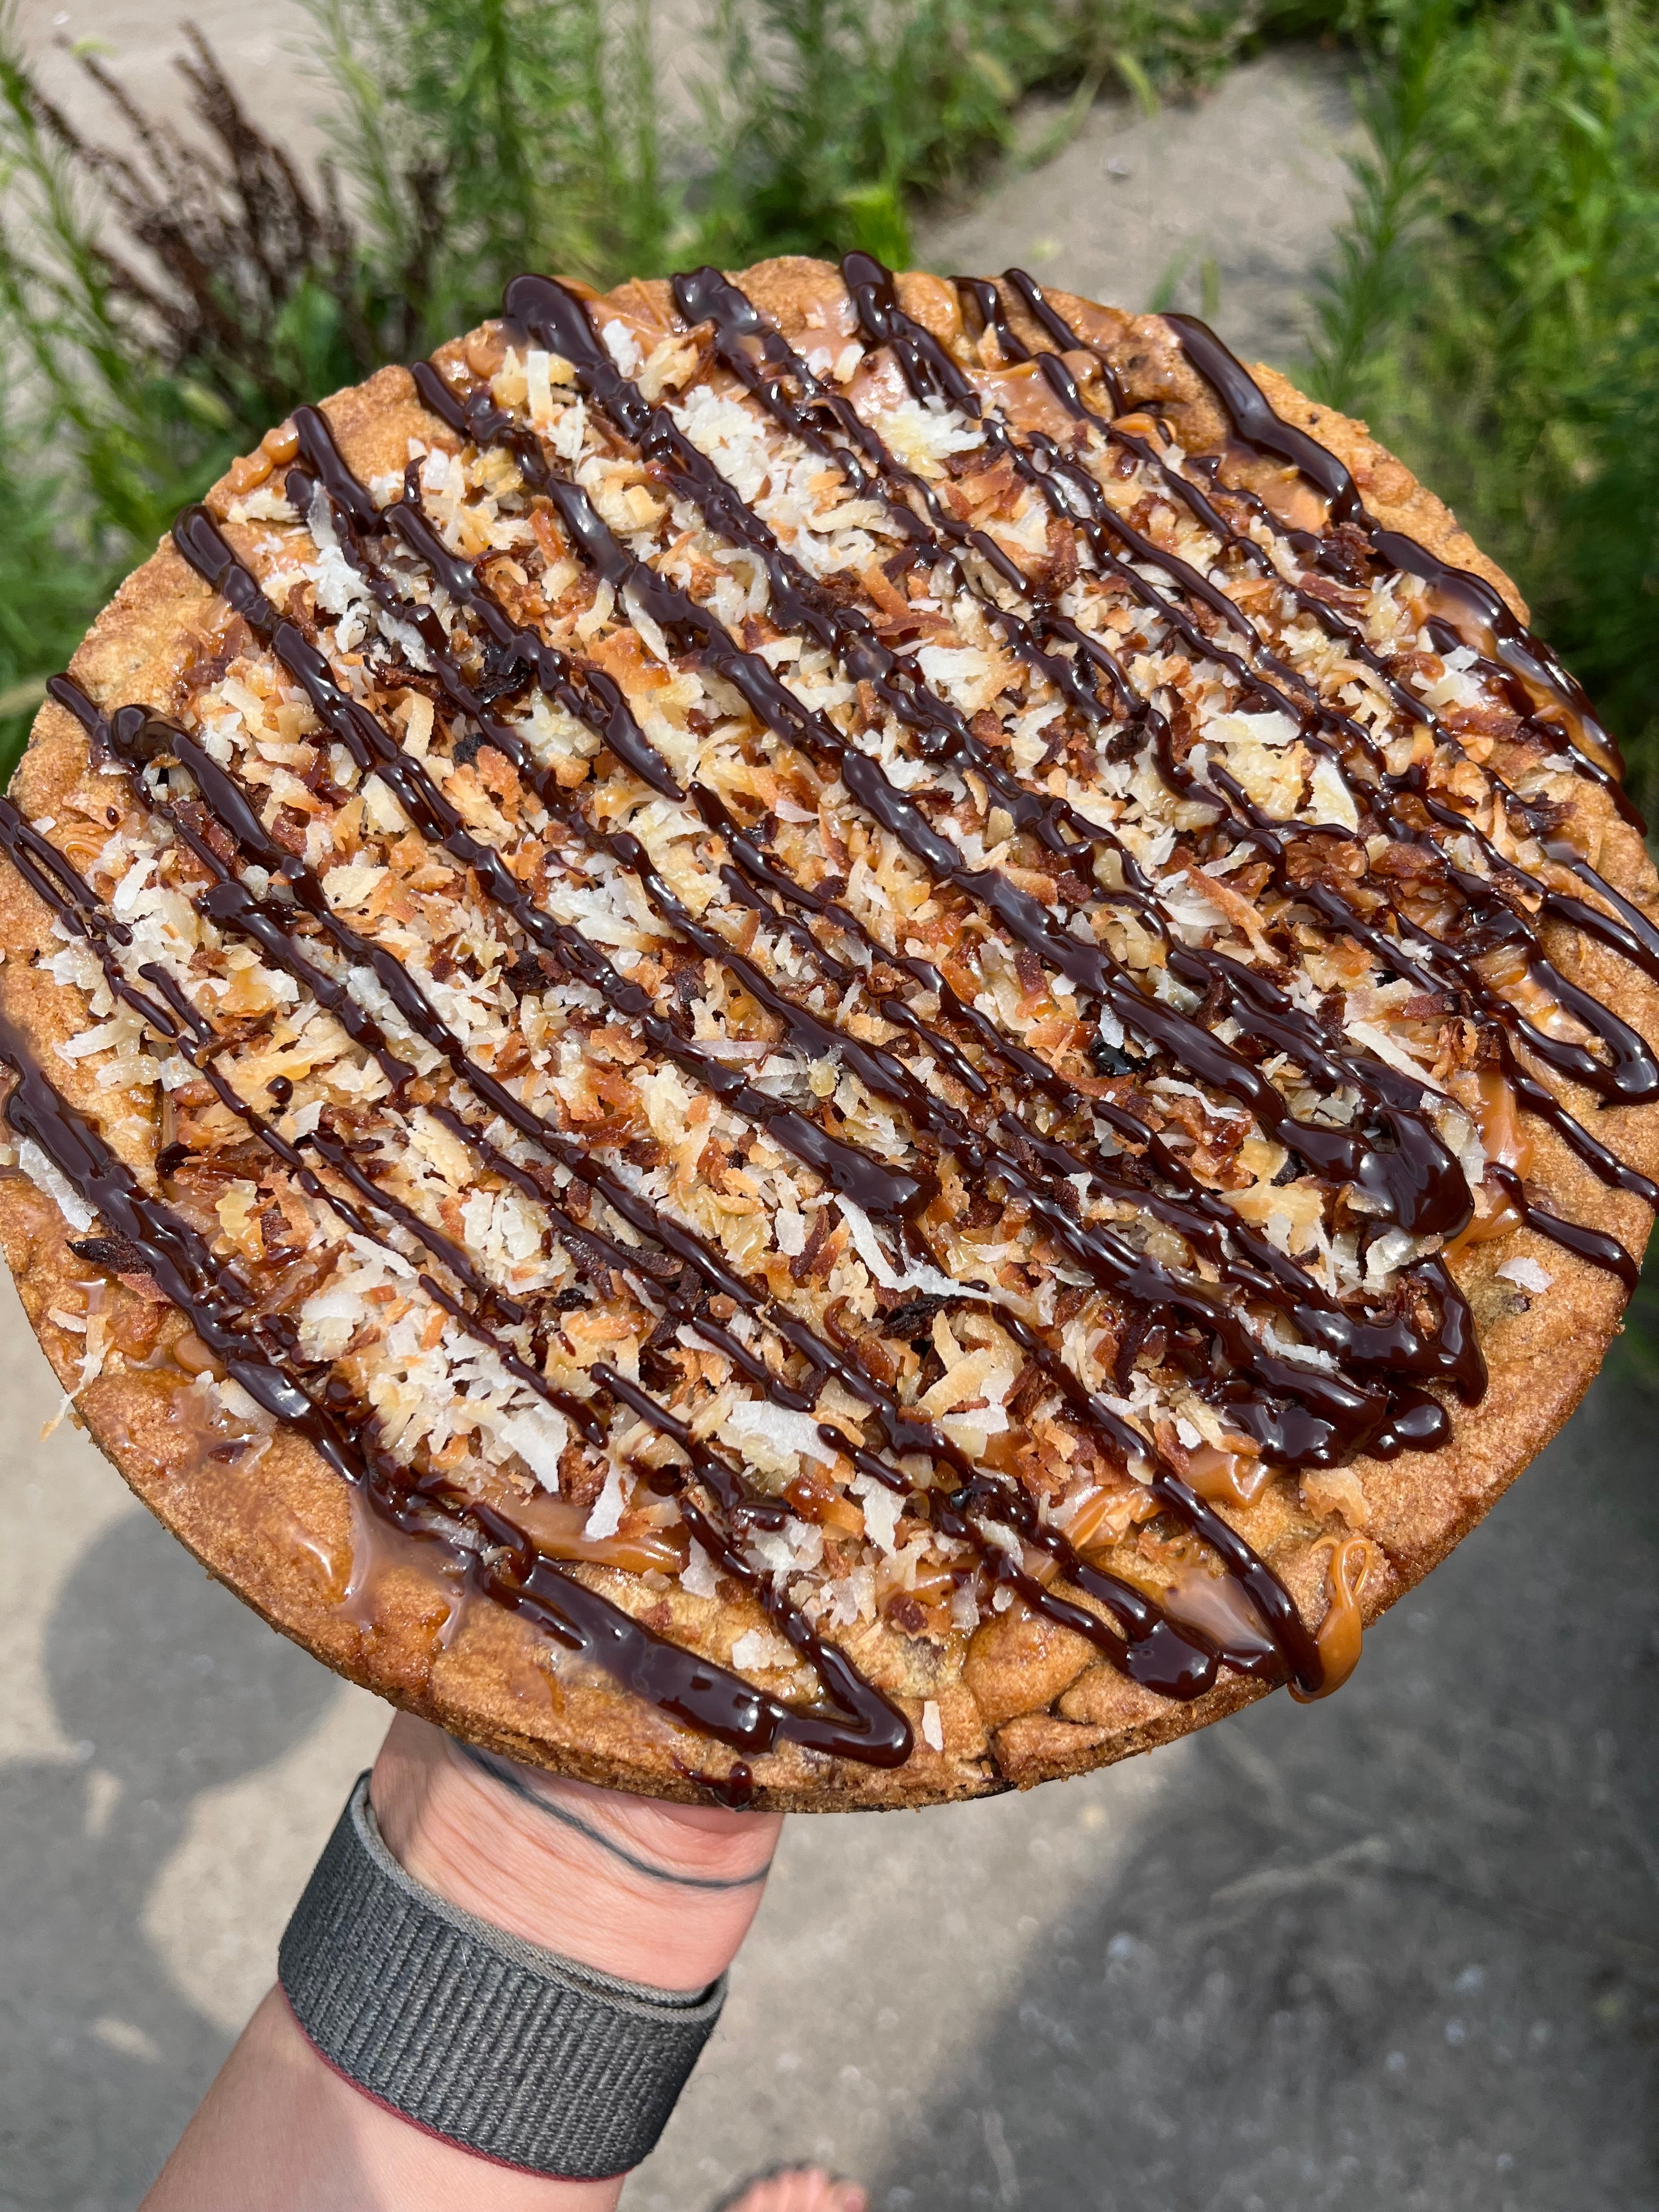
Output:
[2,254,1654,1808]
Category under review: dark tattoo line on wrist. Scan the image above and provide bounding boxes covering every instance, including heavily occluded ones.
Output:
[452,1740,776,1891]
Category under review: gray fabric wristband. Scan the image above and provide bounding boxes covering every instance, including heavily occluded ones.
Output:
[278,1772,725,2178]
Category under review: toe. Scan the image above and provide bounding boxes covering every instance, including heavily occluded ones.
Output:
[721,2166,867,2212]
[725,2181,782,2212]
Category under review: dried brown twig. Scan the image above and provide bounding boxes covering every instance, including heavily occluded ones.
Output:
[25,22,376,409]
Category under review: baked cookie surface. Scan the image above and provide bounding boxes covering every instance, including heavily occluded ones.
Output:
[2,255,1654,1810]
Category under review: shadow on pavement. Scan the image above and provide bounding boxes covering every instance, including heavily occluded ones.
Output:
[0,1509,336,2212]
[4,1383,1655,2212]
[871,1374,1659,2212]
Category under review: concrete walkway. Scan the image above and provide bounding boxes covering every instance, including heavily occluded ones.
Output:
[917,49,1358,367]
[13,0,330,171]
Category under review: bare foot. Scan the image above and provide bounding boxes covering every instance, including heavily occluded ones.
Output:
[720,2168,869,2212]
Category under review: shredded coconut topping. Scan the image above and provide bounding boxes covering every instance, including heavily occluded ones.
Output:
[8,259,1640,1750]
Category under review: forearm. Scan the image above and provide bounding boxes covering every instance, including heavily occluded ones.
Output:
[145,1984,609,2212]
[143,1715,781,2211]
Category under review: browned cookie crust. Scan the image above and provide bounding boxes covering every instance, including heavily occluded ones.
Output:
[2,256,1654,1810]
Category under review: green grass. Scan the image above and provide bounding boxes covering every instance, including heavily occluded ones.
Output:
[1308,0,1659,825]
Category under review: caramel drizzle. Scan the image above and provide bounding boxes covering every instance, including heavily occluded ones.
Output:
[455,288,1483,1412]
[1160,311,1639,815]
[122,397,1321,1674]
[35,728,918,1750]
[19,395,1333,1708]
[231,262,1657,1684]
[825,259,1657,1274]
[1144,313,1659,1272]
[983,271,1659,1007]
[448,295,1488,1558]
[193,545,1315,1688]
[281,370,1401,1679]
[0,994,912,1763]
[459,261,1651,1667]
[148,502,1299,1699]
[497,277,1487,1259]
[992,283,1659,1142]
[283,417,1470,1446]
[24,670,1260,1728]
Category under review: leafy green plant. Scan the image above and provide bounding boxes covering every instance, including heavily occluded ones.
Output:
[310,0,679,334]
[0,2,447,764]
[1310,0,1659,821]
[0,386,110,748]
[0,25,243,758]
[693,0,1006,266]
[691,0,1286,271]
[1305,0,1454,419]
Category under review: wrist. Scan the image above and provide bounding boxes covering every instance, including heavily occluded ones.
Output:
[369,1714,781,1992]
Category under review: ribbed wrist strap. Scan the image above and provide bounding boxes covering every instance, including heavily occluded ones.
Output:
[279,1773,725,2178]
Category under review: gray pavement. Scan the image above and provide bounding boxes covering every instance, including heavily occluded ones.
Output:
[916,49,1359,367]
[4,1246,1656,2209]
[13,0,330,171]
[3,18,1656,2210]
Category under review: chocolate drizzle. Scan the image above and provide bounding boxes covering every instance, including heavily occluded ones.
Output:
[918,268,1659,1236]
[1163,311,1639,818]
[252,435,1475,1453]
[4,253,1655,1778]
[18,683,913,1767]
[157,503,1280,1693]
[0,1000,912,1770]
